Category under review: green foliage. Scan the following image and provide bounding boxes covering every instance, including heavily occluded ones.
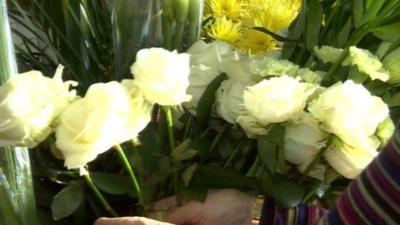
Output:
[51,182,84,220]
[305,0,323,50]
[91,172,132,196]
[196,73,228,125]
[257,124,287,174]
[270,175,305,208]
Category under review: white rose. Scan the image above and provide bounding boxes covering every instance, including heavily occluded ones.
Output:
[131,48,191,105]
[0,67,76,148]
[215,79,255,123]
[218,51,258,83]
[185,41,244,113]
[55,81,153,169]
[185,64,220,113]
[187,40,232,67]
[324,137,378,179]
[243,76,315,126]
[284,113,327,166]
[308,80,388,152]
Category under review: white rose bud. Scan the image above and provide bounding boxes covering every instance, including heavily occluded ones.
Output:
[284,113,327,167]
[131,48,191,105]
[215,79,255,123]
[55,81,153,169]
[0,67,76,148]
[324,137,378,179]
[243,76,315,126]
[309,80,389,152]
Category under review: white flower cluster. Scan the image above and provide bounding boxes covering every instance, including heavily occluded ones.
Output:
[0,48,191,169]
[187,40,393,179]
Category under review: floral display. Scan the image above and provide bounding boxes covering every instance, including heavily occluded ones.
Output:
[1,0,400,224]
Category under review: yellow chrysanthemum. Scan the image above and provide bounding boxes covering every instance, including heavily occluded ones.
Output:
[205,17,241,44]
[242,0,301,31]
[235,28,277,54]
[203,0,302,54]
[205,0,243,19]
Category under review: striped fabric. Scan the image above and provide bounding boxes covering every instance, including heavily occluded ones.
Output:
[260,130,400,225]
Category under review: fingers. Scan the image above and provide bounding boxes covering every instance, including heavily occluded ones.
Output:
[152,196,178,211]
[94,217,174,225]
[163,201,204,225]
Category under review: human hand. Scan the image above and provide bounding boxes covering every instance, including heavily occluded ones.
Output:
[94,217,173,225]
[152,189,255,225]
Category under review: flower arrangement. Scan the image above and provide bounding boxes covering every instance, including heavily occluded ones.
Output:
[2,0,400,224]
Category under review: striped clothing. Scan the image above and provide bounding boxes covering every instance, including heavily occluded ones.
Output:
[260,130,400,225]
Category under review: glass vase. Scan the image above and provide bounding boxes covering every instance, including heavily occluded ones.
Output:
[0,1,38,225]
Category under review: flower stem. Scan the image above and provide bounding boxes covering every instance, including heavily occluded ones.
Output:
[114,145,144,206]
[183,114,193,140]
[163,106,176,151]
[207,123,230,156]
[174,21,185,51]
[162,106,180,198]
[162,19,173,50]
[83,174,118,217]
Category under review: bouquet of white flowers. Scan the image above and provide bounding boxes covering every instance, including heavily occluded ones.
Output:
[2,0,400,224]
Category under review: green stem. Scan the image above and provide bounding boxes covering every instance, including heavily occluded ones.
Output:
[163,106,176,151]
[224,139,246,168]
[84,174,118,217]
[321,48,349,86]
[321,28,368,86]
[114,145,144,206]
[183,115,193,140]
[187,21,198,47]
[162,19,173,50]
[132,144,143,182]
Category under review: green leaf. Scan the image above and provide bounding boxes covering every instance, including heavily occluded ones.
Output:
[353,0,364,28]
[271,175,305,208]
[196,73,228,124]
[282,3,306,59]
[91,172,132,195]
[171,139,198,161]
[306,0,323,49]
[51,182,83,220]
[361,0,384,25]
[191,136,212,160]
[387,92,400,107]
[193,166,257,190]
[257,136,277,172]
[373,23,400,42]
[336,18,352,48]
[182,163,197,186]
[252,27,299,43]
[257,124,287,174]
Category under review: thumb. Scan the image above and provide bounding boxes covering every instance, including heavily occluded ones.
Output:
[164,201,205,225]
